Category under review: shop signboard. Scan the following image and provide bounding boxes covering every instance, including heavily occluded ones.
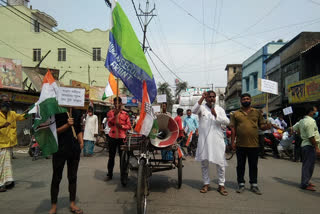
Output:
[288,74,320,103]
[251,93,267,107]
[126,97,138,107]
[0,57,22,90]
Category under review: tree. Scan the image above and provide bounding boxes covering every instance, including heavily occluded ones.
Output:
[175,81,188,104]
[157,82,174,112]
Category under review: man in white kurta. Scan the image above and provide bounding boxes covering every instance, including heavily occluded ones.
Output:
[83,107,98,156]
[192,91,230,195]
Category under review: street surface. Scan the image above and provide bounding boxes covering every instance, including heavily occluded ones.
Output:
[1,149,320,214]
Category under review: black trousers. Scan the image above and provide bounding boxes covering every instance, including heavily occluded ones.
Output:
[258,134,265,157]
[51,153,80,204]
[236,147,259,185]
[264,133,279,155]
[301,145,316,188]
[187,133,198,156]
[107,137,124,177]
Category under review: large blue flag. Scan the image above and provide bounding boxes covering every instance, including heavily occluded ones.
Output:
[105,0,157,103]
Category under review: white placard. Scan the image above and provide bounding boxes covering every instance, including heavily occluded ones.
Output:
[260,79,278,95]
[58,87,85,107]
[157,94,167,103]
[283,106,293,115]
[121,97,127,104]
[152,105,161,113]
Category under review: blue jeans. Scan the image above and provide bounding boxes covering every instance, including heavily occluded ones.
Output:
[84,140,94,155]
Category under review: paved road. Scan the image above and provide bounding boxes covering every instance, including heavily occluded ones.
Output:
[1,149,320,214]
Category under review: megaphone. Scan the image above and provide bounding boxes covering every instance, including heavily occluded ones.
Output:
[150,113,179,148]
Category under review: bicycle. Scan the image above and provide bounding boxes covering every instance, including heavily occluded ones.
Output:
[94,133,109,153]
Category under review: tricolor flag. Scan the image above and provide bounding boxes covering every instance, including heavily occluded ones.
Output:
[28,70,67,156]
[102,72,117,100]
[105,0,157,103]
[135,81,155,136]
[177,145,184,158]
[185,131,193,147]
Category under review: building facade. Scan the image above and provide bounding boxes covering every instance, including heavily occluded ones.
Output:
[0,1,110,87]
[225,64,242,112]
[265,32,320,120]
[242,42,285,98]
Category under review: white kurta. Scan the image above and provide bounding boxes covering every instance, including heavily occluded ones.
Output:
[192,103,230,167]
[83,115,98,141]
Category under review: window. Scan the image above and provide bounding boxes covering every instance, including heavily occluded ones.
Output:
[246,78,249,92]
[33,49,41,61]
[34,20,40,32]
[253,73,258,89]
[58,48,66,61]
[93,48,101,61]
[233,67,237,74]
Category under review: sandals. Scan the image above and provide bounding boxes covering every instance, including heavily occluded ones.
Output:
[217,186,228,196]
[200,185,210,193]
[70,208,83,214]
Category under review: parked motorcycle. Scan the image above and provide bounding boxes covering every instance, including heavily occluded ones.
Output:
[28,136,42,161]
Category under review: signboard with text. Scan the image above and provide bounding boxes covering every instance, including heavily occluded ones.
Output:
[259,78,278,95]
[58,87,85,107]
[288,74,320,103]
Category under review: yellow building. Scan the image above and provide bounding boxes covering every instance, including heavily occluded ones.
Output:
[0,0,110,87]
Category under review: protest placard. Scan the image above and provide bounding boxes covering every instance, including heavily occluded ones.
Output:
[157,94,167,103]
[283,106,293,115]
[259,78,278,95]
[58,87,85,107]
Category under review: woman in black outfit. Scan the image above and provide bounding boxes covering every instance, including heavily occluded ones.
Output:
[49,109,84,214]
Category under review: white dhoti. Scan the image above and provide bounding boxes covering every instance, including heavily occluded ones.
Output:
[201,160,225,186]
[0,148,14,187]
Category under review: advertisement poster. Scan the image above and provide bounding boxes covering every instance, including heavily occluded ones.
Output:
[0,57,22,90]
[288,74,320,103]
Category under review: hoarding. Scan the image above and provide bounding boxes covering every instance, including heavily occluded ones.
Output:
[0,57,22,90]
[288,74,320,103]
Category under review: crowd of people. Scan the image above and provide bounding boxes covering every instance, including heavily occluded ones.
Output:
[0,91,319,214]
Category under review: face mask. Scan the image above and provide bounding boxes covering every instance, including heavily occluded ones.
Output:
[313,112,319,119]
[1,102,10,112]
[241,101,251,108]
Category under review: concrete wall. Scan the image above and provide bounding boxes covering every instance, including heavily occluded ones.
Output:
[0,5,110,87]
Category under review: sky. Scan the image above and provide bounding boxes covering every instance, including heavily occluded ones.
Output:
[29,0,320,89]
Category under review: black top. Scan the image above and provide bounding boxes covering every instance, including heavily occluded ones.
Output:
[54,109,82,157]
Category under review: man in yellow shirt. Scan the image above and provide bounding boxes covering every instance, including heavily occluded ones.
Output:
[0,94,25,192]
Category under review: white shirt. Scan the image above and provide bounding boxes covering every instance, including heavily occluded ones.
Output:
[83,114,98,141]
[275,118,287,130]
[192,103,230,167]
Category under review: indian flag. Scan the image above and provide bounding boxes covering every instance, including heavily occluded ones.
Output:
[102,72,117,100]
[135,81,155,136]
[28,70,67,156]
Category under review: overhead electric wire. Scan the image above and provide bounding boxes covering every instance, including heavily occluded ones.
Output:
[0,0,106,62]
[146,50,167,83]
[168,0,257,51]
[149,49,182,81]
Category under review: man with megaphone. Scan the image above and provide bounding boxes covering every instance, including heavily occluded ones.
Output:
[192,91,230,195]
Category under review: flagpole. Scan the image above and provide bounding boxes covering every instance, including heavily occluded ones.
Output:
[115,77,120,138]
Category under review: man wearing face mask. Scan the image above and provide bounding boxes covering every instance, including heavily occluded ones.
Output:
[0,94,26,192]
[192,91,230,195]
[293,105,320,191]
[230,93,271,195]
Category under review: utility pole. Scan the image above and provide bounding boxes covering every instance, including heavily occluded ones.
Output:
[137,0,156,52]
[88,65,91,86]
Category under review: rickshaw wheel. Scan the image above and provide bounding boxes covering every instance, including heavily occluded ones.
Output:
[120,151,129,187]
[137,159,147,214]
[177,157,183,189]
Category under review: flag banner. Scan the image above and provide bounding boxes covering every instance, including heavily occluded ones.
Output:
[185,131,193,147]
[28,70,66,156]
[102,72,117,100]
[105,0,157,103]
[177,145,184,158]
[135,81,155,136]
